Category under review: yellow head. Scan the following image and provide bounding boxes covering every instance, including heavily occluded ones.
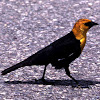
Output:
[72,19,98,40]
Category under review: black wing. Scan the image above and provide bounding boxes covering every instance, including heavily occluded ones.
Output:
[4,31,80,66]
[1,31,81,75]
[26,31,81,66]
[51,47,81,69]
[49,31,81,69]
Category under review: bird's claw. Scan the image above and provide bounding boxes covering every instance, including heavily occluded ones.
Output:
[35,77,45,82]
[76,84,81,88]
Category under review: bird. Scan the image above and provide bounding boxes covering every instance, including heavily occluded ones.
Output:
[1,19,98,84]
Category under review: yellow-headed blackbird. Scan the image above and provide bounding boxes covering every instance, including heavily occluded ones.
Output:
[1,19,98,83]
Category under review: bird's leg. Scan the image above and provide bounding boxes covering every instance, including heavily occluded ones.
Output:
[65,67,78,84]
[41,64,47,81]
[35,64,47,82]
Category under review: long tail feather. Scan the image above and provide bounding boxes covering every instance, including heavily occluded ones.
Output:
[1,61,27,75]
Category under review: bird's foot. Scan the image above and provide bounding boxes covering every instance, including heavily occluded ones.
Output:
[73,80,79,85]
[72,82,81,88]
[76,83,81,88]
[74,80,82,88]
[71,80,81,88]
[35,77,45,82]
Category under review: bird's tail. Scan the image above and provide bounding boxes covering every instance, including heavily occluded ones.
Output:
[1,60,27,75]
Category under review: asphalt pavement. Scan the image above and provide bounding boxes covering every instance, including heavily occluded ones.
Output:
[0,0,100,100]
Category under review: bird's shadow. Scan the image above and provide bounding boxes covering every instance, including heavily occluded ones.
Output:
[4,79,100,88]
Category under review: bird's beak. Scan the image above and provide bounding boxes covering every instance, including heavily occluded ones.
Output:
[85,21,99,28]
[91,21,99,26]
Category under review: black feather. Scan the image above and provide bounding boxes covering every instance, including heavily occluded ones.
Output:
[1,31,81,77]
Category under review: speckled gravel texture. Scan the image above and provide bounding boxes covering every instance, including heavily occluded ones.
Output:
[0,0,100,100]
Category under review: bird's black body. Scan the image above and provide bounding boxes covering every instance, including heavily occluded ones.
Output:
[1,18,98,84]
[25,31,81,66]
[1,31,81,83]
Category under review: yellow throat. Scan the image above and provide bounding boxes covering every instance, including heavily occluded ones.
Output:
[72,22,89,51]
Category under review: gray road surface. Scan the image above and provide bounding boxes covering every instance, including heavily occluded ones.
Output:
[0,0,100,100]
